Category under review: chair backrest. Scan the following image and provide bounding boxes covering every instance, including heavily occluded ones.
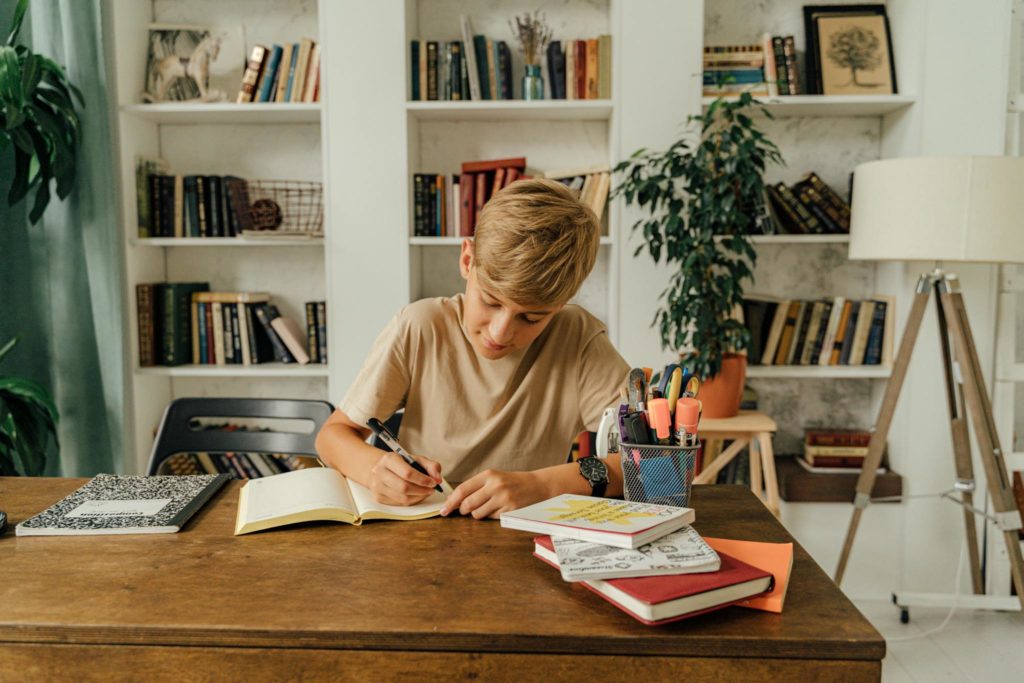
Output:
[147,398,335,475]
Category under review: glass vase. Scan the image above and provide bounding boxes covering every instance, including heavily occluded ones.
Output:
[522,64,544,100]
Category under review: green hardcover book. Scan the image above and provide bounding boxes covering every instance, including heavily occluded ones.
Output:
[161,282,210,366]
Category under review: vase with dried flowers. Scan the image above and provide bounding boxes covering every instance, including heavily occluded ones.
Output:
[509,11,552,100]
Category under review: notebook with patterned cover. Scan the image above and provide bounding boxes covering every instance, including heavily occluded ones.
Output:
[15,473,230,536]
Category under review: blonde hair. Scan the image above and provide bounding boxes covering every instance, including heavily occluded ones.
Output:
[473,178,600,306]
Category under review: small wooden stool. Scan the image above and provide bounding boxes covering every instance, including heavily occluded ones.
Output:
[692,410,780,516]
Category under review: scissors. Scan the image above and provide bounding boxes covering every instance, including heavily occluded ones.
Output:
[658,364,701,409]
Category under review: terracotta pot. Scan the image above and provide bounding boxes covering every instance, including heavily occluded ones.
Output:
[698,354,747,418]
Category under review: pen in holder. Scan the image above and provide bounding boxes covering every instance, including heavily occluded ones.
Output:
[618,442,697,508]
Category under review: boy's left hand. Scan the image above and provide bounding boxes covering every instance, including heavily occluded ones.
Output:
[440,469,549,519]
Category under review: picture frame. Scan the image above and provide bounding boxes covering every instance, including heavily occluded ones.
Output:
[141,24,244,103]
[803,4,897,96]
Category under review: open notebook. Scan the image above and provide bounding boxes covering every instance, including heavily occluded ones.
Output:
[234,467,451,535]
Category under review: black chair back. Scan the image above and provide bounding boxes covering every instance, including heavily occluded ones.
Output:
[147,398,334,475]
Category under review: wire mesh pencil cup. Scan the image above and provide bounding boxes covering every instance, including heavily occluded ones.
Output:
[618,443,698,508]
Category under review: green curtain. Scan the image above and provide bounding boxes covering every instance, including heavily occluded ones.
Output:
[0,0,124,476]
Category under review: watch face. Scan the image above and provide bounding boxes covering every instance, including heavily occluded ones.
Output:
[579,457,608,483]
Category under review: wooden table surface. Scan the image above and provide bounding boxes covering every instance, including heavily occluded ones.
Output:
[0,477,883,681]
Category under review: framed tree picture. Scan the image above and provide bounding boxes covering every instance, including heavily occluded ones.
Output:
[803,4,897,95]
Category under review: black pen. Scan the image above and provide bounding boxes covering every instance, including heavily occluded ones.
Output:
[367,418,443,493]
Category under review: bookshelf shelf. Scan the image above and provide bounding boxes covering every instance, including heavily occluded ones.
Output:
[406,100,614,121]
[409,236,614,246]
[715,234,850,244]
[746,365,892,379]
[136,364,329,378]
[119,103,322,124]
[700,95,915,118]
[131,237,324,247]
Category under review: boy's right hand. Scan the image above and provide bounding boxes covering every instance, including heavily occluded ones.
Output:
[369,452,443,506]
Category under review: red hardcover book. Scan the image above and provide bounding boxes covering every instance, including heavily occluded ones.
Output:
[504,167,520,187]
[534,537,773,625]
[461,157,527,174]
[460,172,475,236]
[491,167,506,196]
[574,41,587,101]
[474,172,488,218]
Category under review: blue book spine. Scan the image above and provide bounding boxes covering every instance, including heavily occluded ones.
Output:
[257,45,283,102]
[197,302,208,364]
[283,43,300,101]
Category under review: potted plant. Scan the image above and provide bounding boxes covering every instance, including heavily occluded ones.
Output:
[614,93,783,417]
[1,0,83,224]
[0,337,58,475]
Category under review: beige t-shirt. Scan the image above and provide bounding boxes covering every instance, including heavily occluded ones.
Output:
[339,294,630,482]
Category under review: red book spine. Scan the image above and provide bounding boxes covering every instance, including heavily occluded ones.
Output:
[460,172,475,236]
[575,41,586,101]
[474,173,488,220]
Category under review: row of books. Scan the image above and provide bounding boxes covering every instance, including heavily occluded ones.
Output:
[413,158,611,238]
[765,172,851,235]
[703,36,800,97]
[237,39,321,104]
[161,451,319,479]
[136,284,325,367]
[501,495,791,624]
[742,296,893,367]
[136,166,247,239]
[409,16,611,101]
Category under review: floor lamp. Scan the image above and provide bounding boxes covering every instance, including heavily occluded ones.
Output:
[834,156,1024,615]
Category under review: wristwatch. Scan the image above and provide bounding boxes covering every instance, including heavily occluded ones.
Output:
[578,456,609,498]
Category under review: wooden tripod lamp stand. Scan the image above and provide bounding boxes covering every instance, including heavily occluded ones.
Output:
[835,157,1024,613]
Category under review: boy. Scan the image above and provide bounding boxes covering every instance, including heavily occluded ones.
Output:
[315,179,630,519]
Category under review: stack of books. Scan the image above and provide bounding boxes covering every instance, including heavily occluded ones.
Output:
[500,494,792,625]
[135,158,247,239]
[161,450,320,479]
[765,172,851,235]
[409,17,611,101]
[799,429,884,473]
[742,295,894,367]
[236,39,321,104]
[135,284,322,367]
[703,43,769,97]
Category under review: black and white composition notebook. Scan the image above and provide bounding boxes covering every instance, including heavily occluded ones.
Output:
[16,473,231,536]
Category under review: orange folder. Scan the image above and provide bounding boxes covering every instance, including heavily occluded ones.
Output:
[704,537,794,613]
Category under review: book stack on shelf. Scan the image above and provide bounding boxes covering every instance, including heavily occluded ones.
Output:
[703,34,801,98]
[765,172,850,235]
[776,429,903,504]
[160,450,320,480]
[409,16,611,101]
[414,158,612,238]
[136,285,322,368]
[798,429,884,474]
[237,39,321,104]
[742,295,893,368]
[501,495,791,625]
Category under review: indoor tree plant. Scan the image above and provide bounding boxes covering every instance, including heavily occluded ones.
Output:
[1,0,83,223]
[0,337,58,475]
[614,93,783,417]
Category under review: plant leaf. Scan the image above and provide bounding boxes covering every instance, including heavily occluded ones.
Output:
[5,0,28,46]
[0,336,16,363]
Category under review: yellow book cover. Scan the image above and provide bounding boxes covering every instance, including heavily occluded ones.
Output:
[235,467,453,535]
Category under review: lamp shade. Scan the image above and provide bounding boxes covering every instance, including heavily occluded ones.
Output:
[849,156,1024,264]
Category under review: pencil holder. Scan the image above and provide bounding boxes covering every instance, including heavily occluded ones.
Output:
[618,443,698,508]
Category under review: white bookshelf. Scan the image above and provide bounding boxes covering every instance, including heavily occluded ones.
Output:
[406,99,614,121]
[745,365,892,379]
[120,103,322,124]
[701,94,916,118]
[110,0,332,473]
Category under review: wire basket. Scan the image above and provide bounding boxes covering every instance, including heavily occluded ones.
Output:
[619,443,698,508]
[224,178,324,236]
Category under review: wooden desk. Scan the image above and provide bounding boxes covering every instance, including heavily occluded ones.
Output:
[0,477,883,682]
[695,410,781,516]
